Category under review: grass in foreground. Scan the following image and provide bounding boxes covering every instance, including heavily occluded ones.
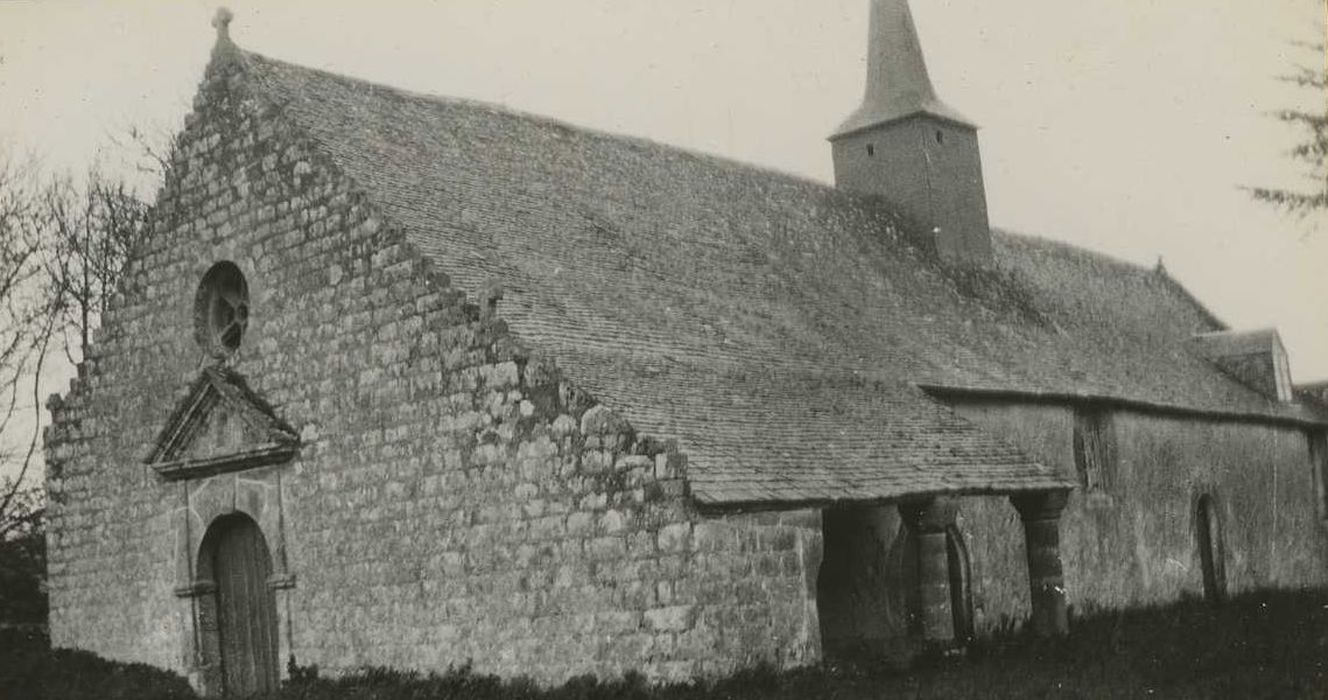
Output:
[3,588,1327,699]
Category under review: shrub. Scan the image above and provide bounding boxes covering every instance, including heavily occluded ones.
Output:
[3,589,1326,699]
[0,629,196,700]
[0,528,48,624]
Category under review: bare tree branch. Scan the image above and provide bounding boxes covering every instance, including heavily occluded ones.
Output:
[0,152,53,534]
[0,147,148,535]
[0,312,53,528]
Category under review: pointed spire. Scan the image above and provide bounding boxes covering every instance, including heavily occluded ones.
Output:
[832,0,973,138]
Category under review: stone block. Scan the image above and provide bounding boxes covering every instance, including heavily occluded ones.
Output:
[579,405,629,436]
[528,515,566,540]
[521,498,547,519]
[578,492,608,511]
[615,454,652,473]
[618,580,655,609]
[588,536,626,561]
[567,511,594,536]
[595,610,640,634]
[479,361,520,389]
[605,632,653,663]
[656,523,691,554]
[643,605,695,633]
[657,479,687,498]
[759,527,797,552]
[625,530,655,559]
[598,509,626,534]
[581,450,613,474]
[551,414,578,436]
[691,522,732,552]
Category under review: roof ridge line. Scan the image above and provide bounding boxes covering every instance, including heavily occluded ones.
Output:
[1191,326,1279,338]
[993,229,1229,331]
[236,48,852,198]
[992,229,1155,274]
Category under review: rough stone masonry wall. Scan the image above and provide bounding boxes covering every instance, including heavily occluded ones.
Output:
[44,46,818,688]
[948,399,1328,631]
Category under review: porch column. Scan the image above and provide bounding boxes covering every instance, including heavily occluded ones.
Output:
[1011,490,1070,637]
[899,497,958,645]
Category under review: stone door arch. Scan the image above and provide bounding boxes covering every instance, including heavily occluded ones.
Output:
[197,513,280,696]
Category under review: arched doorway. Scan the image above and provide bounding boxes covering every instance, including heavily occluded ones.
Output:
[198,513,279,696]
[1195,494,1226,604]
[945,525,975,644]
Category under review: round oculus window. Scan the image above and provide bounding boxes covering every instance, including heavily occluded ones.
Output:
[195,262,250,356]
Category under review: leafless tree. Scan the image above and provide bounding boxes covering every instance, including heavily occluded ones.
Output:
[0,154,56,537]
[0,151,150,539]
[39,168,151,365]
[0,480,44,542]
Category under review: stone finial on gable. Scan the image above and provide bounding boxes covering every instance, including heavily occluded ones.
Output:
[212,7,234,44]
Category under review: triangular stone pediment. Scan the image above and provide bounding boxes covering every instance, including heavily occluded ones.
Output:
[145,367,299,481]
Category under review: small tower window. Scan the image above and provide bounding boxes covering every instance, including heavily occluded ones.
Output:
[866,143,875,157]
[935,130,945,145]
[195,262,250,357]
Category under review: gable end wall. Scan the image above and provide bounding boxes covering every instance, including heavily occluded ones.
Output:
[43,48,821,687]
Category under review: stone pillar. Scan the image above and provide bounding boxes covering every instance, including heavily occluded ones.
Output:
[1011,490,1070,637]
[174,579,221,695]
[899,497,958,645]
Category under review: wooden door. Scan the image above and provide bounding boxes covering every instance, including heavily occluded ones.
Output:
[211,515,279,696]
[1196,495,1226,604]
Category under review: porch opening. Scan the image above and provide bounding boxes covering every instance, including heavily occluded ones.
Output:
[816,504,974,662]
[816,505,908,662]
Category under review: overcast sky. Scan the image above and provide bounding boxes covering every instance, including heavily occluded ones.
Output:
[1,0,1325,479]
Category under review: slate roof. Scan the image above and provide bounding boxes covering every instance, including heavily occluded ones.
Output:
[221,47,1325,505]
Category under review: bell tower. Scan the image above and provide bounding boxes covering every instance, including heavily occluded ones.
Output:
[830,0,991,266]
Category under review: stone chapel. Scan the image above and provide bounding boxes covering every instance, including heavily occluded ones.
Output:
[44,1,1328,695]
